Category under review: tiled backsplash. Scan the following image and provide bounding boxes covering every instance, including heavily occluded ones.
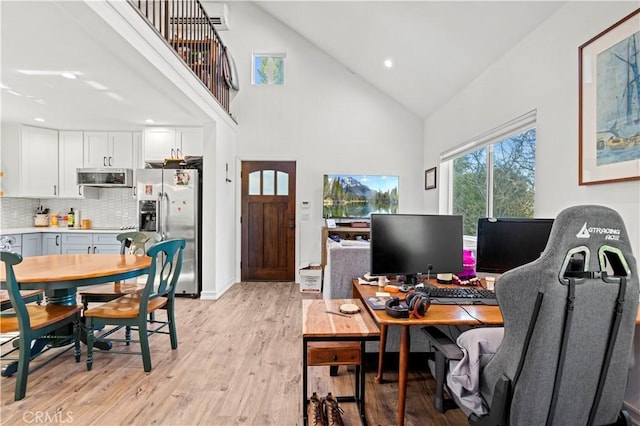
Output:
[0,189,137,229]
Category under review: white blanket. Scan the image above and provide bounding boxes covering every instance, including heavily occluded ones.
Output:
[447,327,505,416]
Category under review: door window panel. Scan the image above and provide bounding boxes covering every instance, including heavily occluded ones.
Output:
[277,171,289,195]
[249,171,261,195]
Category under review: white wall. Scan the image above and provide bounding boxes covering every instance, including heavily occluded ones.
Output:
[221,2,424,270]
[423,2,640,416]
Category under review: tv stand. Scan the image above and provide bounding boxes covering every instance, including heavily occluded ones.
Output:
[321,226,370,267]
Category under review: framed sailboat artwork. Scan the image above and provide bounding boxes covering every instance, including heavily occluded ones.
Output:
[579,8,640,185]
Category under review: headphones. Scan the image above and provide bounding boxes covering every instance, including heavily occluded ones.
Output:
[405,291,431,319]
[385,297,410,319]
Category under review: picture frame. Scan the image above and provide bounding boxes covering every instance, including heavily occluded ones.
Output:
[425,167,437,190]
[579,9,640,185]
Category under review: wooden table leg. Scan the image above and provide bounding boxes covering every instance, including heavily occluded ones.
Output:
[397,325,410,426]
[374,324,388,383]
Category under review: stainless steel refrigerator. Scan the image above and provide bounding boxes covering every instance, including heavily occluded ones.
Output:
[136,168,200,297]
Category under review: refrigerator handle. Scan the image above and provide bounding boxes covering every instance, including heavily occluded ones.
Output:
[163,192,170,239]
[157,192,164,239]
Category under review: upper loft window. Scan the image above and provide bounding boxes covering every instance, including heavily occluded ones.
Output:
[442,111,537,236]
[252,52,285,85]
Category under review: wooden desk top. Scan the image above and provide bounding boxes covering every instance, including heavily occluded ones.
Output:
[354,281,640,325]
[353,281,503,326]
[0,254,151,287]
[302,299,380,339]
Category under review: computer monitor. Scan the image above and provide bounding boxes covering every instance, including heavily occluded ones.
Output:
[370,214,463,284]
[476,217,554,274]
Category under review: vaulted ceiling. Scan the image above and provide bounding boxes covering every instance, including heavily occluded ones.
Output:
[1,1,565,130]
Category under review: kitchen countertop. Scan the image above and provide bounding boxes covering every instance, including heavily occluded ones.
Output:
[1,227,126,235]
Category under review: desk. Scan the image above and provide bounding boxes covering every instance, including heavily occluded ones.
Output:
[302,299,380,425]
[352,281,502,426]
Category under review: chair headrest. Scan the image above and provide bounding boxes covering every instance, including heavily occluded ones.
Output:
[541,205,635,277]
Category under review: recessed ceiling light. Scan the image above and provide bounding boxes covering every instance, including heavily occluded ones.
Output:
[34,117,45,122]
[61,72,77,80]
[384,58,394,68]
[145,119,155,124]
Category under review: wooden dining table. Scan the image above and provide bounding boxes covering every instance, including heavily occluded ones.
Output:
[0,254,152,375]
[0,253,152,306]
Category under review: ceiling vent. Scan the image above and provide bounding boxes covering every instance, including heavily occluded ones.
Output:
[203,2,230,31]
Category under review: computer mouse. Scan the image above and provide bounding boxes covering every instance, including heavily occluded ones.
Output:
[399,284,412,293]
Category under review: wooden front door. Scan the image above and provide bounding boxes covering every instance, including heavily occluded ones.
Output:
[241,161,296,281]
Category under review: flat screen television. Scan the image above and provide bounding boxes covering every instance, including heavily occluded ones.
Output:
[476,218,554,274]
[370,214,463,284]
[323,174,399,219]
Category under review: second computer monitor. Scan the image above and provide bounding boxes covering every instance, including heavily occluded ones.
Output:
[370,213,463,283]
[476,217,554,274]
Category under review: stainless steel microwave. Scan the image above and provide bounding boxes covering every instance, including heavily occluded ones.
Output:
[77,168,133,187]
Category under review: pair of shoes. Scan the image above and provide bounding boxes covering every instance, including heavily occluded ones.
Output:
[307,392,344,426]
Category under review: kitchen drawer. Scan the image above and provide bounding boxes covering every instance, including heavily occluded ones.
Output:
[92,234,119,245]
[307,341,361,366]
[61,233,92,246]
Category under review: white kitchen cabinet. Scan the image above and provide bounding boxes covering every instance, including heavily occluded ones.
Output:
[42,233,62,255]
[0,124,59,198]
[22,233,42,257]
[59,131,98,199]
[176,127,203,158]
[143,127,202,162]
[84,131,134,168]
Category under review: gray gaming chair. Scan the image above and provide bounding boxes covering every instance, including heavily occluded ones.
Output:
[470,205,638,425]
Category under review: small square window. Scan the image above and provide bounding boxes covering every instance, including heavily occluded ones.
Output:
[252,52,285,85]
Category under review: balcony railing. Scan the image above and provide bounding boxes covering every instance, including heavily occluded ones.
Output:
[128,0,232,114]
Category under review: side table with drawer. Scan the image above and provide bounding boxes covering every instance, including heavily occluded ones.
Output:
[302,299,380,426]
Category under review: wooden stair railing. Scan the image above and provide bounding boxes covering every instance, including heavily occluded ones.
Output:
[128,0,233,114]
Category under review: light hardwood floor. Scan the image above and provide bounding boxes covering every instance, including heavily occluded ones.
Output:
[1,282,468,425]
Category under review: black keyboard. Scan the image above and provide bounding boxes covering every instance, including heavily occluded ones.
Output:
[424,285,498,306]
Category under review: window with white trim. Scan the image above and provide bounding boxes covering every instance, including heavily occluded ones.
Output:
[441,111,537,236]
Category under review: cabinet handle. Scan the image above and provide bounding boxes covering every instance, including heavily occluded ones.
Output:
[93,246,97,254]
[53,185,57,196]
[79,186,82,196]
[109,156,113,166]
[87,246,91,254]
[171,148,175,158]
[103,156,107,166]
[177,148,182,158]
[55,235,60,246]
[133,186,137,197]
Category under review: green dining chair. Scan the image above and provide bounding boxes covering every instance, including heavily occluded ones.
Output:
[78,231,162,310]
[84,238,185,372]
[0,251,82,400]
